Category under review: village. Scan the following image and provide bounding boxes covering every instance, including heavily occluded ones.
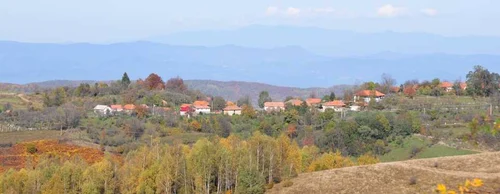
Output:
[92,81,468,117]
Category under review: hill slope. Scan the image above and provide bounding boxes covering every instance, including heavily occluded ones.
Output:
[268,152,500,194]
[185,80,350,103]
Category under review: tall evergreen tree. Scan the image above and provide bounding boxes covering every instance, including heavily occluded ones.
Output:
[258,91,272,108]
[121,72,131,87]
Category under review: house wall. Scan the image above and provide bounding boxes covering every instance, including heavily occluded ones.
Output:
[264,106,284,112]
[195,108,211,114]
[323,106,344,112]
[224,110,241,116]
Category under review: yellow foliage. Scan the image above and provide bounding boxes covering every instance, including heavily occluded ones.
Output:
[436,179,485,194]
[307,151,353,172]
[357,152,380,165]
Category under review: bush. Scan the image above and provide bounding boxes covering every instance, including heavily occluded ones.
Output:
[26,144,37,154]
[409,176,417,185]
[282,180,294,188]
[409,146,423,159]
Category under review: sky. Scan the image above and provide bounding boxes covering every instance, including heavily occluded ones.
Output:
[0,0,498,43]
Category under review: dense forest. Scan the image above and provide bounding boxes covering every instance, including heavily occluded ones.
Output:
[1,65,500,193]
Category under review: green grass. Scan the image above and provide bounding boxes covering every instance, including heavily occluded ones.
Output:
[0,95,27,110]
[0,130,61,144]
[417,145,477,159]
[380,136,477,162]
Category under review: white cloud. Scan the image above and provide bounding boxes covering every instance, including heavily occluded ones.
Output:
[266,6,278,15]
[312,7,334,14]
[421,8,438,16]
[286,7,301,16]
[377,4,407,17]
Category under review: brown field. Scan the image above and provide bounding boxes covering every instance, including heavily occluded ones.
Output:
[268,152,500,194]
[0,140,106,173]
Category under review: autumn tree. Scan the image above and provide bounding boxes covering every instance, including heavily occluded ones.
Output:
[241,105,256,119]
[165,76,187,93]
[258,91,272,109]
[404,85,417,99]
[380,73,396,94]
[145,73,165,90]
[212,96,226,111]
[466,65,500,97]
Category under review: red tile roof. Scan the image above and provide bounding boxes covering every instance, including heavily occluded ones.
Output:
[123,104,136,110]
[264,102,285,108]
[180,104,191,108]
[286,99,303,106]
[193,100,210,107]
[440,81,453,88]
[323,100,346,107]
[355,90,385,97]
[306,98,322,105]
[110,105,123,110]
[390,86,400,92]
[460,82,467,90]
[224,105,242,111]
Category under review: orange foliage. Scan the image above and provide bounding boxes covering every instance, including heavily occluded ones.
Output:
[0,140,107,173]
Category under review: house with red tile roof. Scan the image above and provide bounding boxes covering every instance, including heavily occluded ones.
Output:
[110,105,123,112]
[354,90,385,103]
[123,104,136,113]
[192,101,211,115]
[306,98,322,106]
[286,99,304,107]
[264,102,285,112]
[223,105,242,116]
[440,81,454,92]
[322,100,346,112]
[180,104,192,116]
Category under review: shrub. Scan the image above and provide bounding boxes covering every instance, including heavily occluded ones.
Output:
[26,144,37,154]
[409,176,417,185]
[433,162,439,168]
[265,183,274,190]
[282,180,294,188]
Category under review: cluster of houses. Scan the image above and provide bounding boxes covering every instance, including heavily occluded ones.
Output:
[93,81,467,117]
[264,98,350,112]
[93,104,170,116]
[180,100,242,116]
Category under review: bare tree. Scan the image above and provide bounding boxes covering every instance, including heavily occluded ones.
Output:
[380,74,396,94]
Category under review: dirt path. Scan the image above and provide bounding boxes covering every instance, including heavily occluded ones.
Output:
[16,94,31,104]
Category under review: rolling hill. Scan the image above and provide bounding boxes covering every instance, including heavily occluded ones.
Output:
[185,80,350,104]
[268,152,500,194]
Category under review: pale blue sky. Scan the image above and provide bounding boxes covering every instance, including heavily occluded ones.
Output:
[0,0,498,43]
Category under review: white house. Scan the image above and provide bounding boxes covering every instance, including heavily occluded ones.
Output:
[264,102,285,112]
[322,100,346,112]
[93,105,112,116]
[192,100,211,115]
[354,90,385,103]
[223,105,242,116]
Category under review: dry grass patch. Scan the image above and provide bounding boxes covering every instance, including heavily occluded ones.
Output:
[268,152,500,194]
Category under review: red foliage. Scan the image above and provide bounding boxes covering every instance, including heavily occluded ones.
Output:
[145,73,165,90]
[165,77,187,92]
[404,86,417,99]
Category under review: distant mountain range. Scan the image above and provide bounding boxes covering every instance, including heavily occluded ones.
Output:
[1,40,500,88]
[150,25,500,57]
